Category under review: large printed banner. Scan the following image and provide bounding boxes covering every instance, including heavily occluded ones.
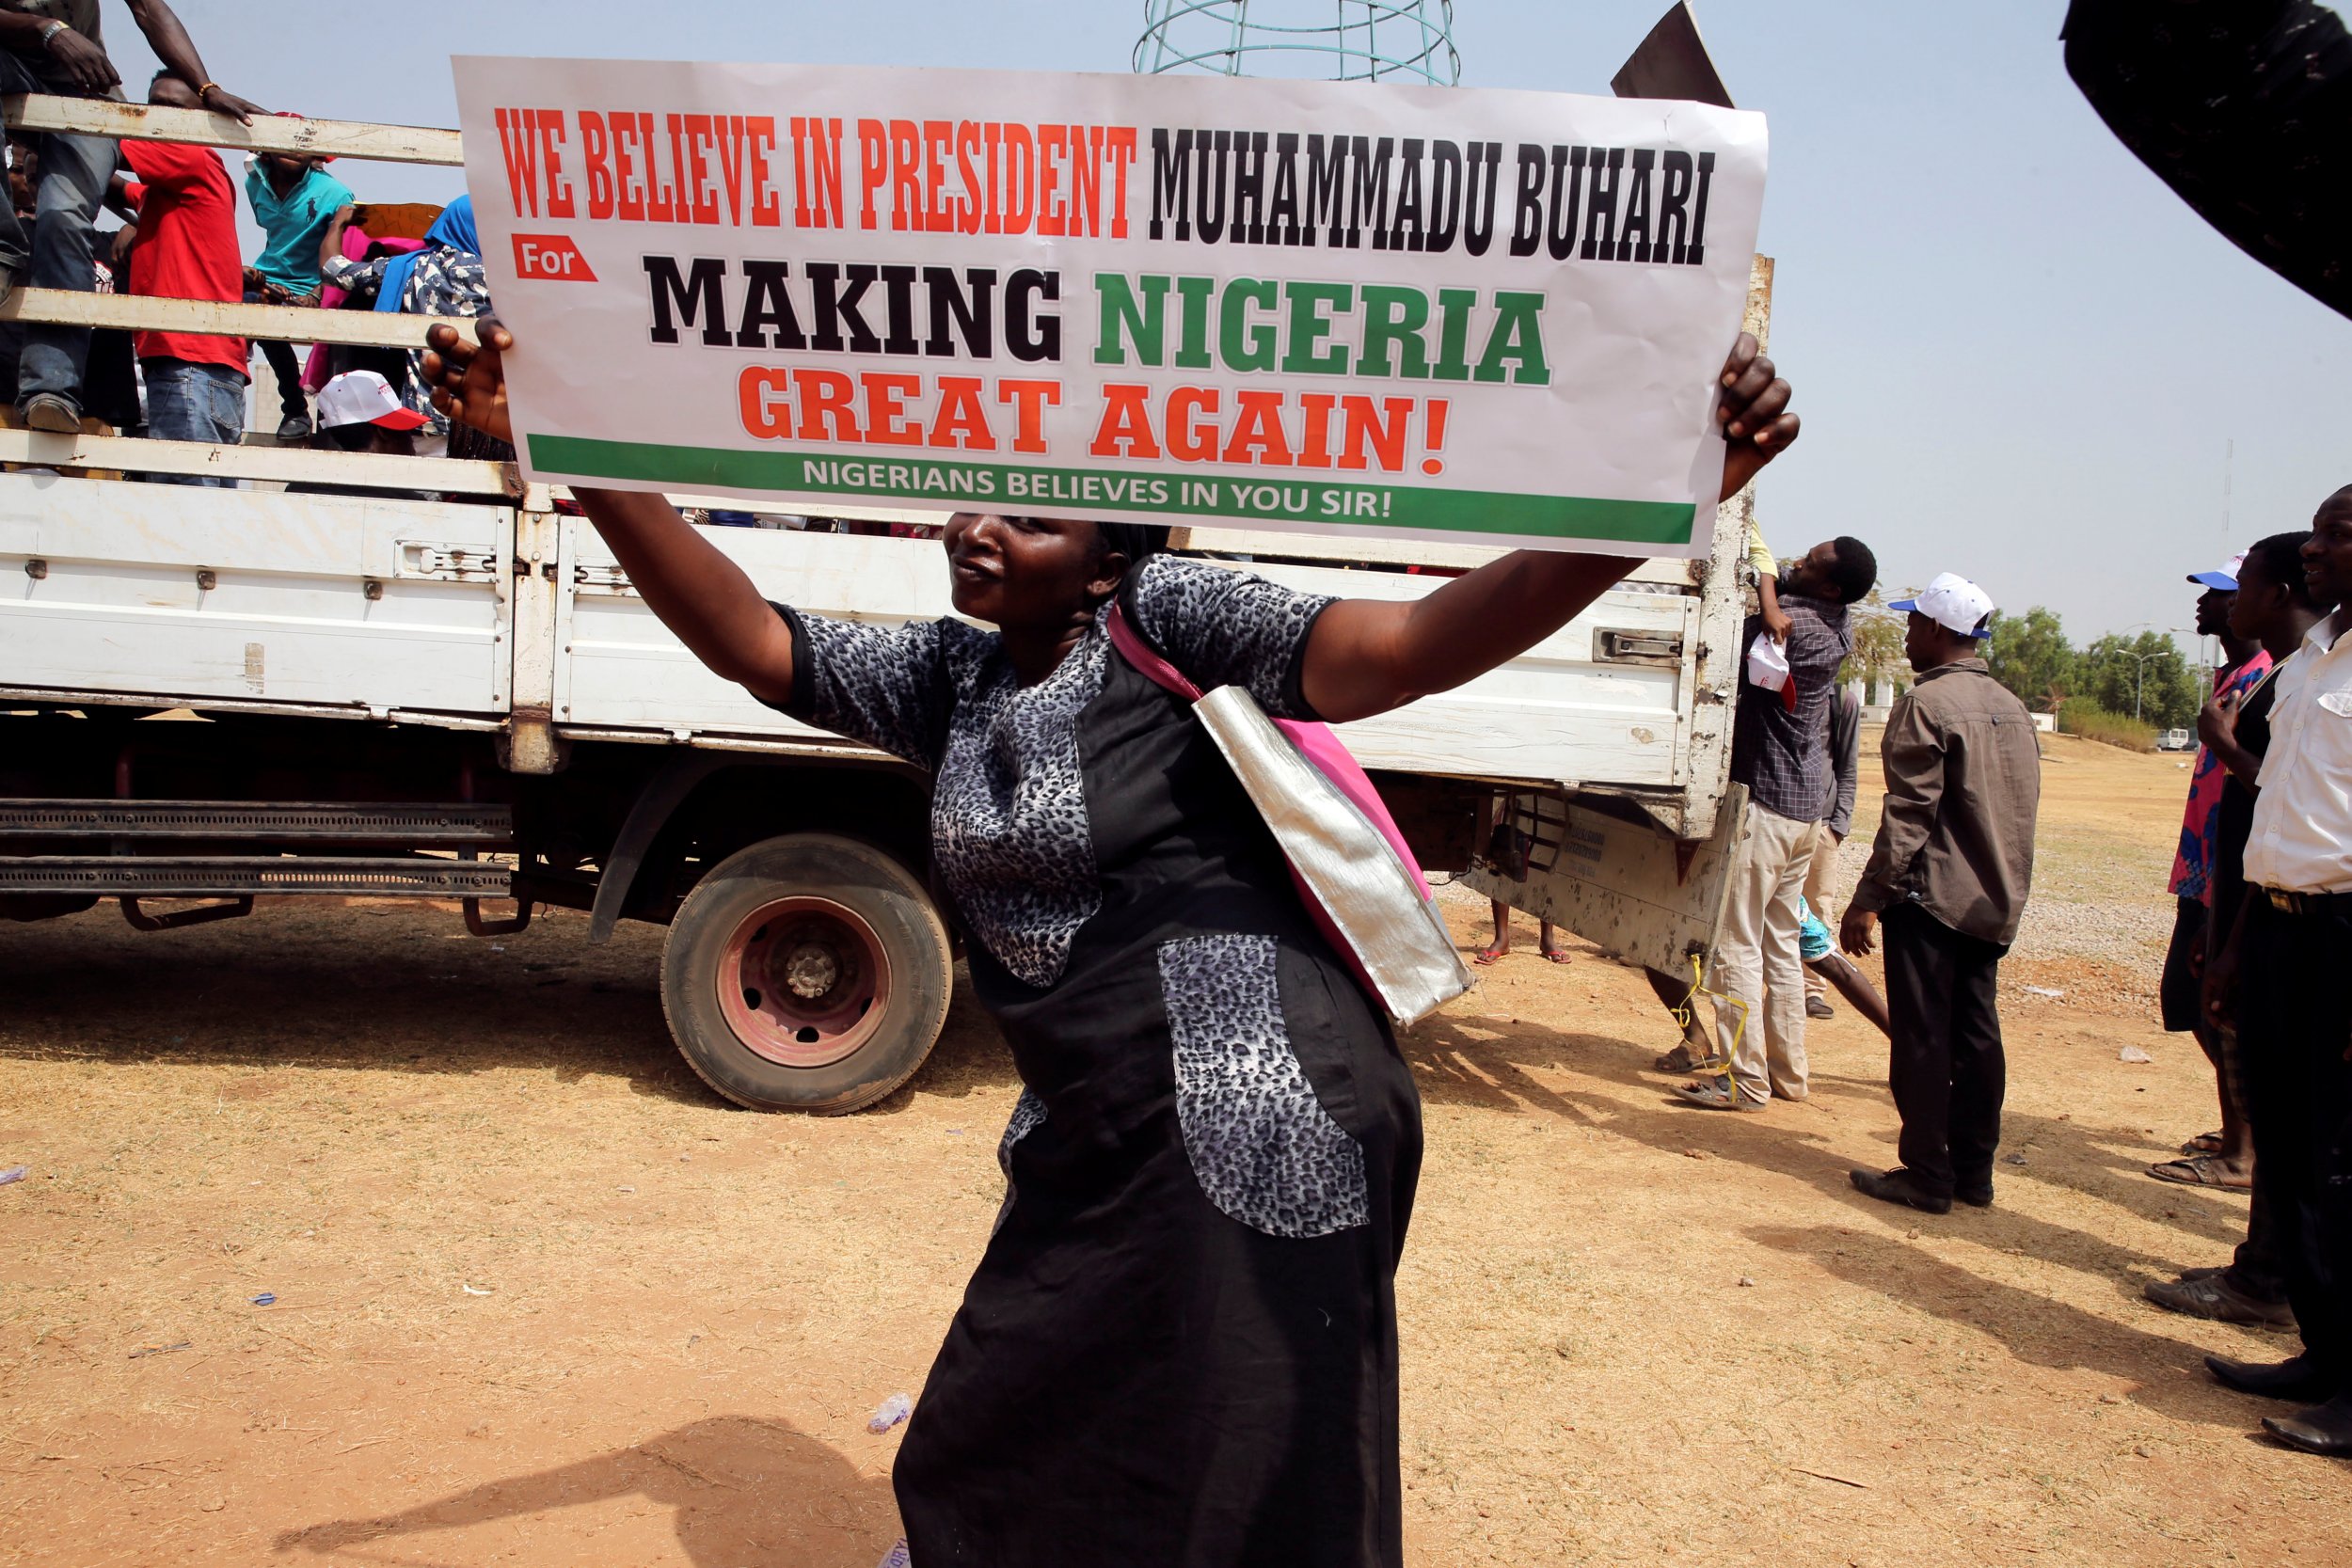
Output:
[453,57,1767,555]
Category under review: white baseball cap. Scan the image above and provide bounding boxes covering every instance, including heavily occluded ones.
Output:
[317,370,427,433]
[1889,572,1994,639]
[2186,551,2246,592]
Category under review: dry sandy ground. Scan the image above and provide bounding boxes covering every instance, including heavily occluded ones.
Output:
[2,734,2347,1566]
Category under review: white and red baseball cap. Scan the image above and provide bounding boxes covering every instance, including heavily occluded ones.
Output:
[317,370,426,433]
[2185,552,2247,592]
[1889,572,1995,639]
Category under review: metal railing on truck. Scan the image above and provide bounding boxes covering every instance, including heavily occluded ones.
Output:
[0,93,537,924]
[0,93,503,496]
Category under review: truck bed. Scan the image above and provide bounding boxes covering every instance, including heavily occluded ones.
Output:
[3,472,1732,809]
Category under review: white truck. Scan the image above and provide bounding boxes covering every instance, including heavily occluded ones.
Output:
[0,96,1764,1111]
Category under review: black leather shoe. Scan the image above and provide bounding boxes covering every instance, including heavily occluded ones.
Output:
[2262,1396,2352,1457]
[1850,1166,1952,1215]
[1955,1184,1994,1209]
[2206,1354,2338,1402]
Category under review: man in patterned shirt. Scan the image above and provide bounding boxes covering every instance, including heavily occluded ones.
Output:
[1678,534,1879,1111]
[2153,555,2268,1190]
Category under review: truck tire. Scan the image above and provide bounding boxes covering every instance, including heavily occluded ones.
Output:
[660,832,953,1113]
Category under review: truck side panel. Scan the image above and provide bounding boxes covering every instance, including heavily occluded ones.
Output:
[554,519,1702,790]
[0,476,512,718]
[555,527,952,742]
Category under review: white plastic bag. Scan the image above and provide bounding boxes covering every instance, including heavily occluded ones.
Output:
[1746,631,1791,693]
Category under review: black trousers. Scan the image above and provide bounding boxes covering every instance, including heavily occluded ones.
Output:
[2214,1015,2293,1303]
[257,339,307,420]
[2236,898,2352,1377]
[1883,903,2008,1197]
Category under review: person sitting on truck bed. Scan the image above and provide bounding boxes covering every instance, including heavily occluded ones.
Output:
[318,195,509,461]
[282,369,435,503]
[422,316,1803,1568]
[0,1,262,433]
[1677,533,1879,1112]
[241,135,351,442]
[111,71,245,483]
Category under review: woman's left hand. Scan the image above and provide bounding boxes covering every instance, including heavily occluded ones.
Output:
[1715,332,1799,502]
[424,319,515,447]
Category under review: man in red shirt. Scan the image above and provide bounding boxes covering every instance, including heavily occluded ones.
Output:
[116,71,245,483]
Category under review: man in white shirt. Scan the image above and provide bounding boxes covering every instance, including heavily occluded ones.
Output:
[2206,483,2352,1457]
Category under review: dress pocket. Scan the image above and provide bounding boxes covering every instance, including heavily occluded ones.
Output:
[1159,934,1370,1239]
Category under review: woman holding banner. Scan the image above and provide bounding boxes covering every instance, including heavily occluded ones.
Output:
[425,319,1796,1567]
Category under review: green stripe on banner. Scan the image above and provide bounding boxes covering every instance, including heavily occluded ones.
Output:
[529,436,1697,545]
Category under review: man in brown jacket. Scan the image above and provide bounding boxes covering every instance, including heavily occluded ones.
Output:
[1840,572,2042,1214]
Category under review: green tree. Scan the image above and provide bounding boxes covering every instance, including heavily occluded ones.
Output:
[1840,590,1910,692]
[2077,631,2198,727]
[1984,606,2075,712]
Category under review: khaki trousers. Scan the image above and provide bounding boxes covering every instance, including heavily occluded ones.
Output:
[1711,803,1818,1106]
[1802,823,1841,1000]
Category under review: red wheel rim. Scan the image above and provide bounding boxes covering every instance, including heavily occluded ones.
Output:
[715,896,892,1069]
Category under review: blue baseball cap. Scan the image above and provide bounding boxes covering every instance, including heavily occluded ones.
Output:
[2185,552,2245,592]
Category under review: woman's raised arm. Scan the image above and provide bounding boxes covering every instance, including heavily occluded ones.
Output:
[1300,333,1798,722]
[423,323,797,705]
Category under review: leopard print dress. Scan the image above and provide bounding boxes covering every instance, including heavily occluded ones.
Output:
[771,554,1422,1568]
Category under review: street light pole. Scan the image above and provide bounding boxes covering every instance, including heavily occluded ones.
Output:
[2117,624,2192,723]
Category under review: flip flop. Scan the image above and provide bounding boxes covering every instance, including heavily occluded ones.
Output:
[1474,945,1508,967]
[1539,949,1573,965]
[2147,1155,2253,1192]
[1674,1077,1749,1111]
[2180,1131,2226,1156]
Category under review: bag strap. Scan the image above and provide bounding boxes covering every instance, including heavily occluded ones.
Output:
[1106,599,1203,703]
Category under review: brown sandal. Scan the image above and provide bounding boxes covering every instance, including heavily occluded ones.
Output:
[2180,1130,2226,1156]
[2147,1154,2253,1192]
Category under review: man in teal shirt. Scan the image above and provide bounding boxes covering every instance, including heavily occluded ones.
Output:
[243,149,350,439]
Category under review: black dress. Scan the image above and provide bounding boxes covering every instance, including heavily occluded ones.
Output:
[771,555,1423,1567]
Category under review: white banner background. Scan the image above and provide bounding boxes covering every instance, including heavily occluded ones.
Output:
[454,56,1766,555]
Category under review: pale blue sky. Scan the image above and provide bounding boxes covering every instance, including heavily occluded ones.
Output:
[111,1,2351,645]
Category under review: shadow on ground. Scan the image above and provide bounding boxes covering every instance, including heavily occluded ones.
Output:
[272,1416,898,1567]
[1406,1011,2278,1425]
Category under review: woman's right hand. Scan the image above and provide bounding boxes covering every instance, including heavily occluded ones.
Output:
[424,320,514,446]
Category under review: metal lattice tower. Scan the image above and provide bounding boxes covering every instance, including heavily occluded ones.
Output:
[1134,1,1460,86]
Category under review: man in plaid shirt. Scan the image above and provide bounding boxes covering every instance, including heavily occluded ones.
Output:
[1680,534,1879,1111]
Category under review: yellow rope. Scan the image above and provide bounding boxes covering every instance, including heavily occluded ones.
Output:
[1670,952,1745,1084]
